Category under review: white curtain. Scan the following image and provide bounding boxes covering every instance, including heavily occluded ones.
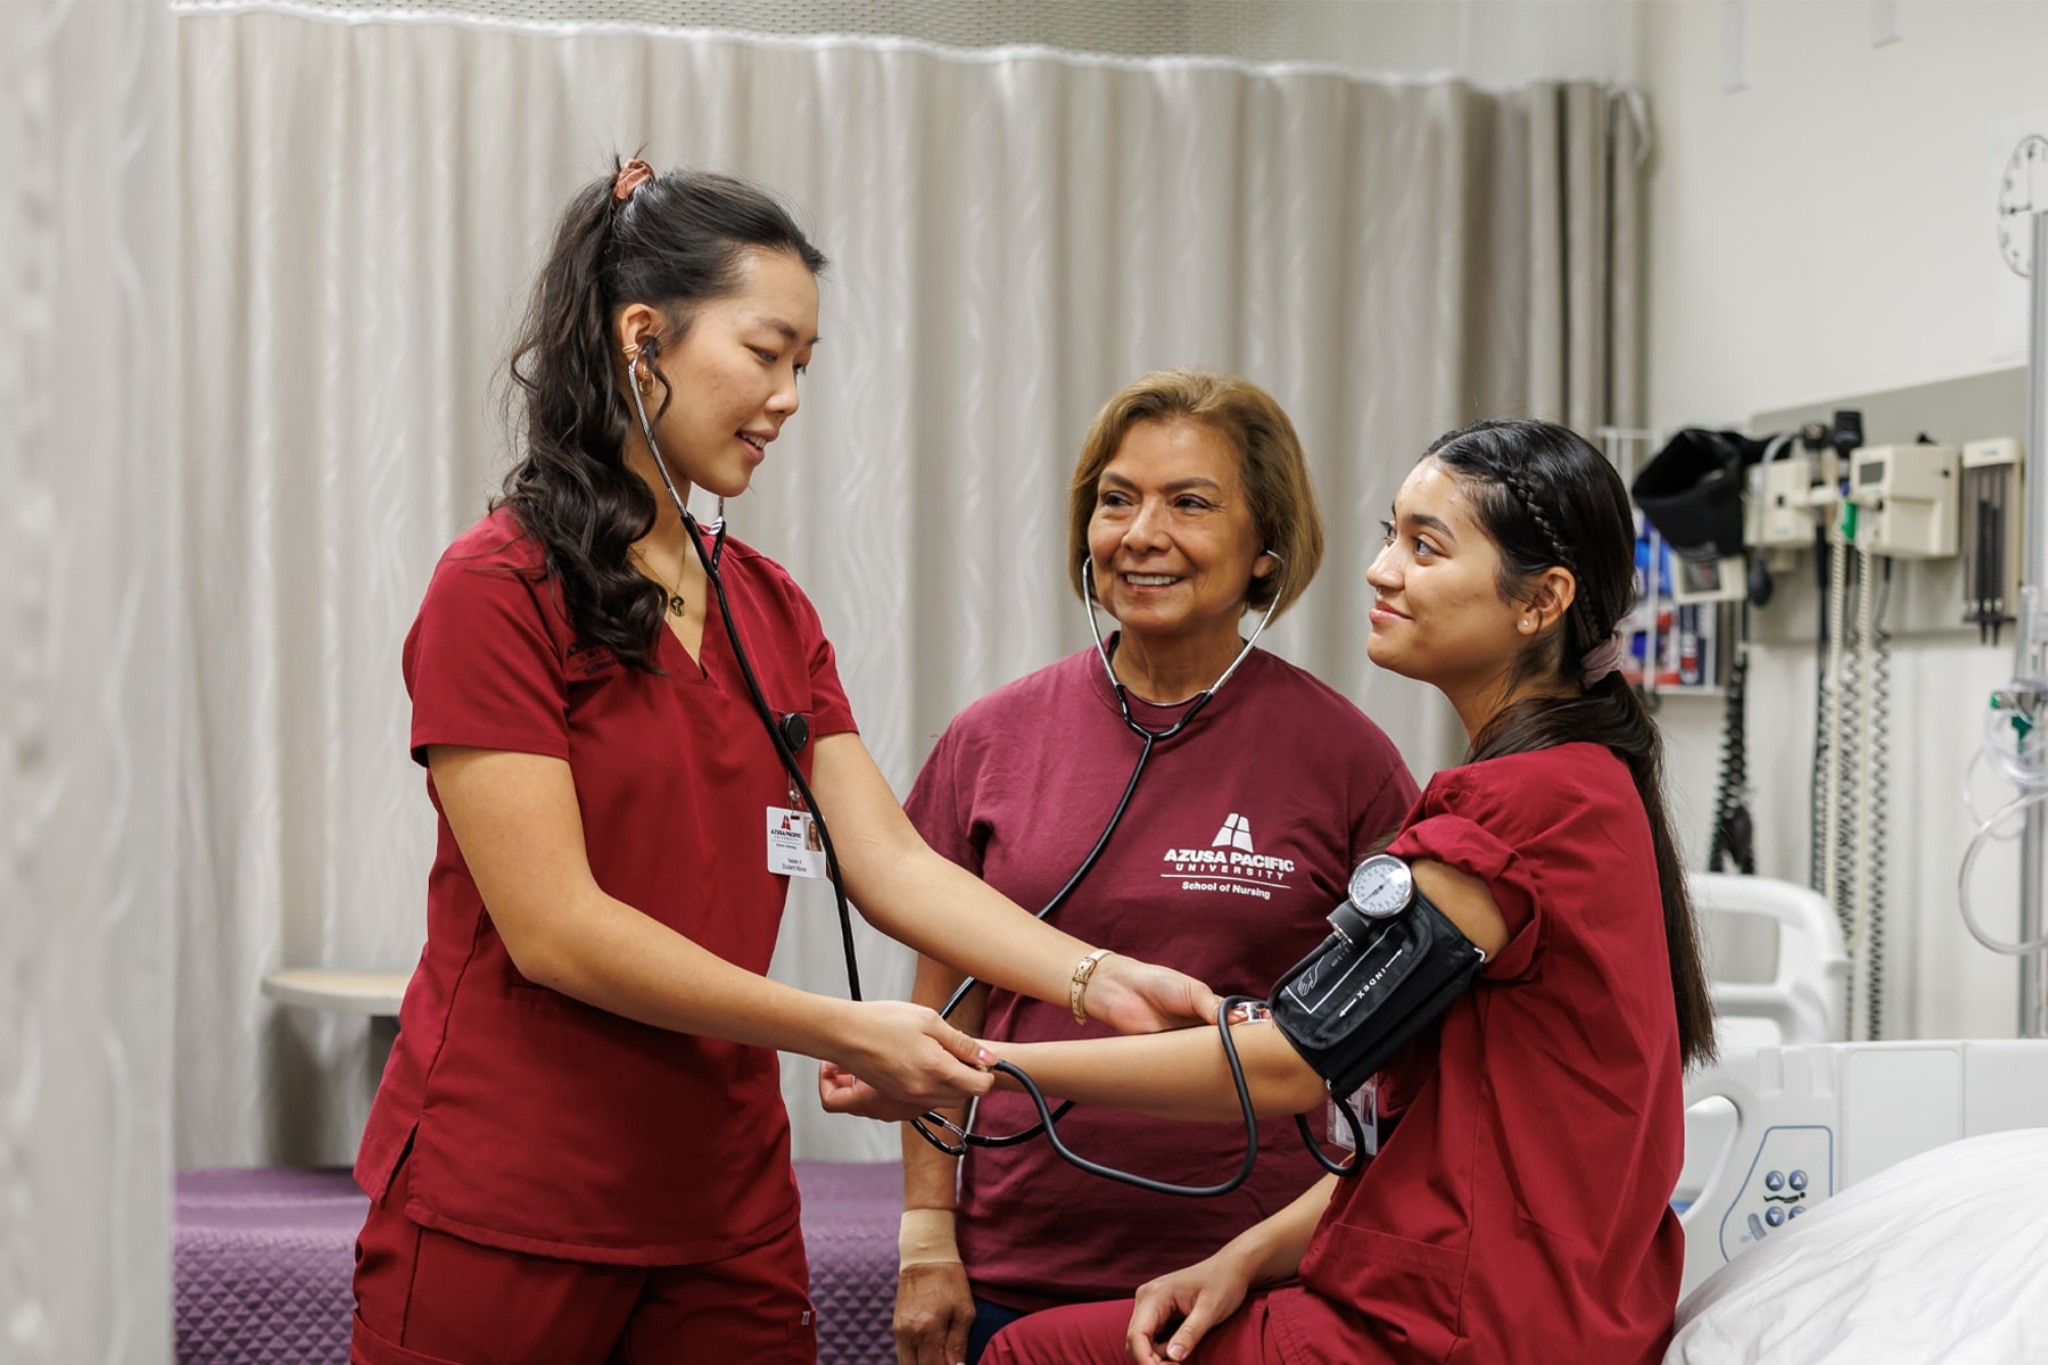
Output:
[169,9,1644,1164]
[3,2,178,1361]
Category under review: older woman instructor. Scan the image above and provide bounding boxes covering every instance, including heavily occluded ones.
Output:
[892,371,1418,1364]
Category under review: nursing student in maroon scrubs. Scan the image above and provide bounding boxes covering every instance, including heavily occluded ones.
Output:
[346,161,1218,1365]
[830,418,1717,1365]
[891,370,1418,1365]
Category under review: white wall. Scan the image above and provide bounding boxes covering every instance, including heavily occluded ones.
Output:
[1641,0,2048,1040]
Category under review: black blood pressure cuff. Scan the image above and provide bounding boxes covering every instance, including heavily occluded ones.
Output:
[1268,866,1488,1098]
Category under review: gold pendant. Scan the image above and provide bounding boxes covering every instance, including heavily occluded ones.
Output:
[667,593,686,617]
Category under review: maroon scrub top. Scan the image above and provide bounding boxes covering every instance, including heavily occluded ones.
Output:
[355,508,856,1265]
[906,644,1418,1308]
[1269,743,1686,1364]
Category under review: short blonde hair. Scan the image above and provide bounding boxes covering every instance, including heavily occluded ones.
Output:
[1065,369,1324,619]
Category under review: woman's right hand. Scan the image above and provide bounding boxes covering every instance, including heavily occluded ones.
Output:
[893,1262,975,1365]
[835,1000,999,1111]
[1126,1248,1255,1364]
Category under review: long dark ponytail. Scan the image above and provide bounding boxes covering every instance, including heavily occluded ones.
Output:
[1426,419,1716,1069]
[500,160,827,669]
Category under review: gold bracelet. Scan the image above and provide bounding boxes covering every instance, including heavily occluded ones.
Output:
[1069,947,1114,1025]
[898,1208,962,1268]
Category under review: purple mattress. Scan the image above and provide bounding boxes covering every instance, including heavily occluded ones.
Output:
[174,1161,901,1364]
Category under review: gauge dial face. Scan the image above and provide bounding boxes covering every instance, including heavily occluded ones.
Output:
[1998,133,2048,278]
[1347,854,1415,919]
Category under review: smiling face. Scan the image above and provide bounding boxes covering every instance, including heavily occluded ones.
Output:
[625,246,819,500]
[1364,457,1534,698]
[1085,418,1272,650]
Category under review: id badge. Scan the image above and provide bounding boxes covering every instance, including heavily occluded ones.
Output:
[766,807,826,879]
[1329,1076,1380,1157]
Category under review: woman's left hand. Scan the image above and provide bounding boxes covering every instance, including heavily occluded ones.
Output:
[1126,1247,1256,1364]
[1085,956,1220,1033]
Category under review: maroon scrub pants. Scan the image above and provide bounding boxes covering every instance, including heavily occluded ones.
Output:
[350,1151,815,1364]
[982,1293,1282,1364]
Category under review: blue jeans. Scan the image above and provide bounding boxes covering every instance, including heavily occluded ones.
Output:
[968,1295,1034,1363]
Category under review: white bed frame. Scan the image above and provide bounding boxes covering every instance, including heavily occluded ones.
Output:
[1678,1038,2048,1299]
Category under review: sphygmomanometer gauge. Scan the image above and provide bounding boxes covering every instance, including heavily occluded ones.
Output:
[1348,854,1415,919]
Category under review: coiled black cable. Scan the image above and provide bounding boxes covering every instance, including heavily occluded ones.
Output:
[1709,602,1756,874]
[1832,553,1861,961]
[1866,560,1893,1040]
[1809,531,1831,892]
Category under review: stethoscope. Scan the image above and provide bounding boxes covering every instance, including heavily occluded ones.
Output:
[911,557,1366,1194]
[631,365,1355,1193]
[628,360,868,1000]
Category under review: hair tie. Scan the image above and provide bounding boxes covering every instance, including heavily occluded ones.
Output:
[612,158,655,204]
[1579,633,1627,689]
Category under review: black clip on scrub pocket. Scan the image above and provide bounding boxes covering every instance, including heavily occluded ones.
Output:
[1268,854,1489,1169]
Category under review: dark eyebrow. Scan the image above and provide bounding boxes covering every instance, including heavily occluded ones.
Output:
[752,317,822,347]
[1394,508,1458,543]
[1100,473,1226,494]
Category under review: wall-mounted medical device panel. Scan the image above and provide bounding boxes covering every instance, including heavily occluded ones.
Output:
[1755,452,1822,550]
[1962,438,2023,639]
[1844,443,1959,559]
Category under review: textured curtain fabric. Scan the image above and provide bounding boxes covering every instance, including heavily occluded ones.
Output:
[3,2,179,1361]
[170,9,1644,1164]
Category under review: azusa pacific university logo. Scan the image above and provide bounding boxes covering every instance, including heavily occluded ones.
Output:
[1212,812,1256,852]
[1160,811,1296,891]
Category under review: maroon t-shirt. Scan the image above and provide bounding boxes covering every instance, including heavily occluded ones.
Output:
[906,644,1416,1309]
[1268,743,1685,1364]
[354,507,856,1264]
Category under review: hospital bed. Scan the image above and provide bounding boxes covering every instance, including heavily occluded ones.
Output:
[1689,871,1848,1051]
[1668,1039,2048,1362]
[1674,876,2048,1359]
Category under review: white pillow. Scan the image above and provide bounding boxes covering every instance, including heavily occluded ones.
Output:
[1666,1128,2048,1364]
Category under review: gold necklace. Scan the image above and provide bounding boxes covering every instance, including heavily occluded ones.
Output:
[632,546,687,618]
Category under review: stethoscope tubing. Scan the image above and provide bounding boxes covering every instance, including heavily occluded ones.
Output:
[630,369,866,999]
[910,561,1320,1196]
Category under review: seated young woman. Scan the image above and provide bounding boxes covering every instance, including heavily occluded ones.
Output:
[827,417,1716,1364]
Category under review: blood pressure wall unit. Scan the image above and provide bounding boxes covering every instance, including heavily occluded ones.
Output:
[1844,442,1959,558]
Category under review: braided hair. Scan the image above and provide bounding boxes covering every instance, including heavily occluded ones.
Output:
[1423,419,1715,1069]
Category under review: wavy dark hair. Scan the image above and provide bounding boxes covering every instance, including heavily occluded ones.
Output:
[499,160,827,669]
[1424,418,1716,1069]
